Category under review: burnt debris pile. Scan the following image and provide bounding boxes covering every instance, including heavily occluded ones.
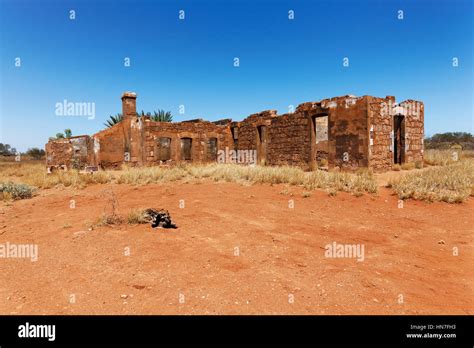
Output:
[144,208,178,229]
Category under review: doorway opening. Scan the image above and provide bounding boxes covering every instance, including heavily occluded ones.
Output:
[207,137,217,161]
[393,115,405,165]
[180,138,192,161]
[257,126,267,165]
[156,137,171,162]
[311,114,329,167]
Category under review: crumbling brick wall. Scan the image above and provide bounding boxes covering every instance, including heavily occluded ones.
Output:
[368,96,424,171]
[265,112,312,166]
[45,92,424,173]
[295,96,369,170]
[92,123,127,169]
[368,96,393,171]
[400,100,424,164]
[142,118,234,164]
[45,136,91,171]
[235,110,277,165]
[324,96,369,170]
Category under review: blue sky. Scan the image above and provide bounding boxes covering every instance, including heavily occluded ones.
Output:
[0,0,472,151]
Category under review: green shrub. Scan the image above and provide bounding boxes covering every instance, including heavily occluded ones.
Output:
[0,182,35,200]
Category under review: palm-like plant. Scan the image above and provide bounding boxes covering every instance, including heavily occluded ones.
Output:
[139,110,152,117]
[103,109,172,128]
[151,110,173,122]
[104,113,123,128]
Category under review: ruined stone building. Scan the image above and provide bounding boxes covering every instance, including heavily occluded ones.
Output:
[46,92,424,173]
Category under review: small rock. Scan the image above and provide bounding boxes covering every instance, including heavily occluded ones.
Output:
[438,240,445,245]
[120,294,128,299]
[73,231,87,238]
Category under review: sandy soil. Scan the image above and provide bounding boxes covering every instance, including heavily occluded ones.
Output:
[0,181,472,314]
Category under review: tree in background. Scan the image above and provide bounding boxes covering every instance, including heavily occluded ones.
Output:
[49,129,72,141]
[26,148,46,160]
[0,143,17,156]
[425,132,473,150]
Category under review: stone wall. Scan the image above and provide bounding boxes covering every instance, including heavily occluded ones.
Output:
[44,92,424,173]
[92,122,127,169]
[368,96,424,171]
[265,112,312,166]
[235,110,277,165]
[142,118,234,164]
[400,100,424,164]
[45,136,91,171]
[296,96,370,170]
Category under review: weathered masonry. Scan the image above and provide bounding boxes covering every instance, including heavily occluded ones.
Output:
[46,92,424,172]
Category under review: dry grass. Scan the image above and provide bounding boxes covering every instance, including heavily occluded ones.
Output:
[389,160,474,203]
[3,151,473,203]
[127,208,149,224]
[401,162,415,170]
[0,161,378,196]
[0,161,113,188]
[95,213,124,226]
[423,149,474,166]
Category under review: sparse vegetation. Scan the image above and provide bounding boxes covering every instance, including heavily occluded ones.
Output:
[0,182,36,200]
[401,162,415,170]
[425,132,473,150]
[423,149,474,166]
[127,208,149,224]
[95,189,124,226]
[0,162,378,196]
[95,213,124,226]
[424,149,461,166]
[389,160,474,203]
[3,149,474,203]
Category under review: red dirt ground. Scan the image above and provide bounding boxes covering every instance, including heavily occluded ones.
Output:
[0,182,472,314]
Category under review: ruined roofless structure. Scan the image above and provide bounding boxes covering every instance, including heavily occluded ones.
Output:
[46,92,424,172]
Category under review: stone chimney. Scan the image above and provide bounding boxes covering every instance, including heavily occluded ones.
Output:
[121,92,137,119]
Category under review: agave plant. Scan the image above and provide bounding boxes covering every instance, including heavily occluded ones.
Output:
[104,113,123,128]
[151,110,173,122]
[139,110,152,117]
